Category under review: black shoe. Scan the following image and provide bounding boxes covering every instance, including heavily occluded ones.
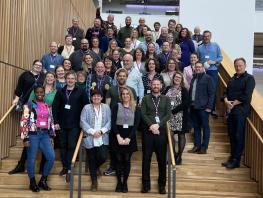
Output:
[38,176,51,191]
[8,162,25,175]
[59,167,68,176]
[122,182,128,193]
[226,159,240,169]
[65,172,71,183]
[187,146,200,153]
[141,184,150,193]
[115,181,123,192]
[197,148,207,154]
[159,186,166,194]
[222,157,233,167]
[176,156,182,165]
[29,177,40,192]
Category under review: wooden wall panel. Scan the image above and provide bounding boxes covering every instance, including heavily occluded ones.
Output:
[0,0,96,160]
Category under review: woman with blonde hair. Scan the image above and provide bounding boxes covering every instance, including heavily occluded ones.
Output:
[111,87,140,193]
[104,39,119,57]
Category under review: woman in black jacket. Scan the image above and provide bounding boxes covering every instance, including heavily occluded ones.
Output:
[164,71,189,165]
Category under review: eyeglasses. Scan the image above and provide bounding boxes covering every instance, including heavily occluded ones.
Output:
[81,43,88,45]
[34,64,42,67]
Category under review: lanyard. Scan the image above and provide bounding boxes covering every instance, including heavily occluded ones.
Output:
[123,106,130,123]
[151,96,160,116]
[50,54,56,64]
[97,76,105,90]
[65,89,73,103]
[72,27,78,37]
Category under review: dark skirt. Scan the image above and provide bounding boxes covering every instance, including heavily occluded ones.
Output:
[111,125,137,154]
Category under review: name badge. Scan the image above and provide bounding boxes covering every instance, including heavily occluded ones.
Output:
[50,65,55,69]
[171,101,174,106]
[123,124,129,129]
[40,122,46,126]
[73,37,77,41]
[155,116,160,123]
[65,104,71,109]
[147,90,151,94]
[205,55,210,59]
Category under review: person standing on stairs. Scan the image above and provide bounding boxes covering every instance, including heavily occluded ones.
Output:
[80,89,111,191]
[52,71,88,182]
[111,87,140,193]
[222,57,255,169]
[141,78,171,194]
[20,85,55,192]
[9,60,45,175]
[188,61,214,154]
[164,71,189,165]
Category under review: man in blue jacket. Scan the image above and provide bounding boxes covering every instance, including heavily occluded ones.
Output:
[188,61,215,154]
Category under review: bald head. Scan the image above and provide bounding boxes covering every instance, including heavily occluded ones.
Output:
[50,41,58,54]
[194,26,201,34]
[80,39,89,50]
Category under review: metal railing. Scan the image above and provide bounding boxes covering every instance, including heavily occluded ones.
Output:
[167,122,176,198]
[70,131,84,198]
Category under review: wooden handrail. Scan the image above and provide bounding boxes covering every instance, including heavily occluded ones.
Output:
[0,104,16,126]
[218,72,263,145]
[167,122,176,167]
[71,131,84,164]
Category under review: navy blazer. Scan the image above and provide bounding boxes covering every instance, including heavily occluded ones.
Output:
[189,73,214,110]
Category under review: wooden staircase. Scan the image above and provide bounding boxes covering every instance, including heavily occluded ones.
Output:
[0,117,261,198]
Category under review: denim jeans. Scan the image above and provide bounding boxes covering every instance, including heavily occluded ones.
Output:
[227,113,246,162]
[206,70,218,111]
[191,108,211,149]
[27,130,55,178]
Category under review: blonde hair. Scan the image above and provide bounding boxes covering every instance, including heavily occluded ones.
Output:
[120,87,136,112]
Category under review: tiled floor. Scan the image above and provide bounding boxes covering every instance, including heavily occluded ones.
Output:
[253,68,263,96]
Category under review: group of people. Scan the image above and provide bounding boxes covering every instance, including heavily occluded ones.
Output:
[9,8,255,195]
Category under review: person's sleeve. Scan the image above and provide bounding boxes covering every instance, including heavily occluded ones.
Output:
[129,107,141,139]
[206,76,215,110]
[28,91,35,104]
[238,75,255,103]
[80,106,95,135]
[172,88,189,114]
[141,96,154,127]
[215,44,223,64]
[111,104,120,135]
[189,40,196,53]
[14,72,25,97]
[160,97,172,128]
[100,105,111,133]
[138,76,145,102]
[52,91,60,125]
[155,43,161,55]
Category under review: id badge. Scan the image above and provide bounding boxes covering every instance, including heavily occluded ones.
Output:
[65,104,71,109]
[171,101,174,106]
[73,37,77,40]
[40,121,46,126]
[50,65,55,69]
[155,116,160,123]
[147,90,151,94]
[205,55,210,59]
[123,124,129,129]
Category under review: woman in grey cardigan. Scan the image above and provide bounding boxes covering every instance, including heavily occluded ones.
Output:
[80,89,111,192]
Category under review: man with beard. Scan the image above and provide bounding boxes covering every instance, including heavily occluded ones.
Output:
[141,78,171,194]
[156,27,169,47]
[167,19,179,44]
[188,62,214,154]
[138,31,160,54]
[117,16,133,47]
[69,39,99,71]
[103,68,137,176]
[67,17,84,50]
[85,18,105,45]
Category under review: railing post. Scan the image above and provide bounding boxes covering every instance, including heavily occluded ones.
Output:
[78,140,83,198]
[172,167,176,198]
[70,164,74,198]
[168,145,171,198]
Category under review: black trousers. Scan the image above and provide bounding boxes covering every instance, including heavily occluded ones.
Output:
[227,113,246,162]
[109,131,117,169]
[116,152,132,183]
[142,130,167,187]
[86,145,108,181]
[59,128,80,170]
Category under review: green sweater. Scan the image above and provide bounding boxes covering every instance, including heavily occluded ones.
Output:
[141,94,171,129]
